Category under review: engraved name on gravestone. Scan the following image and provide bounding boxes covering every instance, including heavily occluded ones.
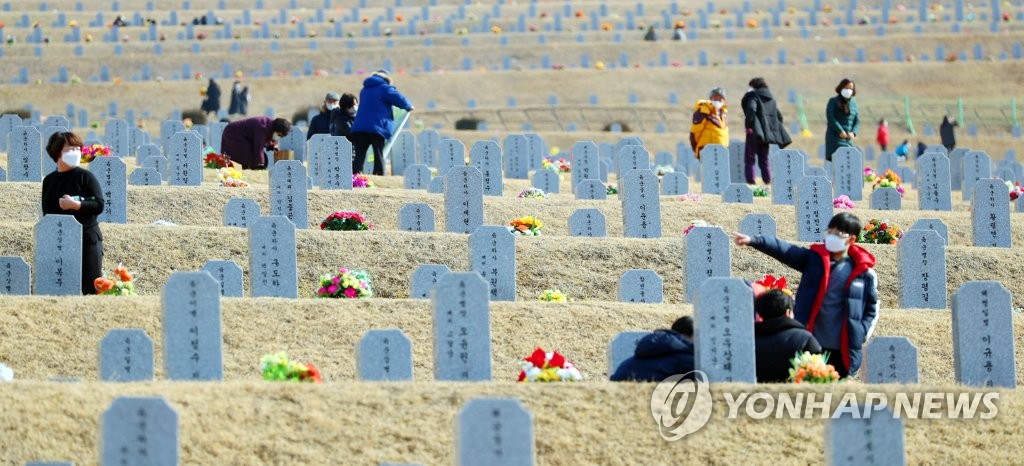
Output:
[700,144,730,195]
[470,140,503,196]
[569,208,607,237]
[223,198,261,228]
[306,134,328,186]
[898,229,946,308]
[572,141,600,194]
[971,179,1012,247]
[410,264,452,299]
[129,167,162,186]
[738,213,777,238]
[952,282,1017,388]
[0,257,30,295]
[525,133,546,170]
[916,152,952,211]
[532,169,559,194]
[661,172,689,195]
[683,226,731,304]
[404,164,432,190]
[438,138,464,177]
[470,226,516,301]
[608,331,651,375]
[769,149,804,205]
[621,169,662,238]
[418,130,441,168]
[101,397,179,466]
[90,156,127,224]
[863,336,919,384]
[618,269,664,303]
[358,329,414,381]
[503,134,529,179]
[869,186,901,210]
[831,147,864,200]
[248,216,299,298]
[34,215,82,296]
[795,176,833,242]
[728,142,746,184]
[319,136,354,190]
[825,407,906,466]
[432,272,492,381]
[99,329,155,382]
[444,167,484,233]
[457,399,535,466]
[391,131,416,176]
[399,203,435,232]
[104,119,129,157]
[270,160,309,229]
[162,271,223,380]
[575,179,607,200]
[8,126,42,182]
[722,183,754,204]
[201,260,244,297]
[167,131,202,186]
[961,150,992,201]
[694,277,756,383]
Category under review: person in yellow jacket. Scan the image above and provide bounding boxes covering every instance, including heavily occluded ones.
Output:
[689,87,729,159]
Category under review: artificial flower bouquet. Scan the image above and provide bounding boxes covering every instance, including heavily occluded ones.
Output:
[1007,181,1022,201]
[517,348,584,382]
[218,167,248,187]
[679,193,703,203]
[863,167,877,183]
[682,219,710,235]
[352,173,375,188]
[538,289,570,302]
[788,351,840,383]
[859,218,904,244]
[870,169,905,197]
[653,165,675,177]
[508,216,543,236]
[316,267,372,298]
[542,157,571,174]
[320,211,373,231]
[752,186,770,197]
[94,264,135,295]
[204,152,234,169]
[517,187,547,199]
[606,184,618,195]
[833,195,855,209]
[81,144,112,164]
[260,352,323,383]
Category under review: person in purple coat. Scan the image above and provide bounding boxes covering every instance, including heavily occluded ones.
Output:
[219,116,291,169]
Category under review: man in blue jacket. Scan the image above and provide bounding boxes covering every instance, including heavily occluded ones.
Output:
[350,69,414,175]
[733,213,879,378]
[610,316,696,382]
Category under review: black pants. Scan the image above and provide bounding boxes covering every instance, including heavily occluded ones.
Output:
[350,131,386,175]
[83,225,104,295]
[822,347,849,379]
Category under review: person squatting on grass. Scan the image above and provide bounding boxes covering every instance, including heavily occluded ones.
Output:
[733,213,879,378]
[610,316,696,382]
[689,87,729,159]
[753,289,823,383]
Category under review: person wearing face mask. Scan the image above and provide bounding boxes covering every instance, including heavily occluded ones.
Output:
[825,78,860,162]
[41,131,106,295]
[220,116,292,169]
[307,92,340,140]
[732,212,879,379]
[330,93,358,140]
[688,87,729,159]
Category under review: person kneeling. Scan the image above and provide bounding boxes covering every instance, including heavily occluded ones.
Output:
[610,316,695,382]
[754,290,822,383]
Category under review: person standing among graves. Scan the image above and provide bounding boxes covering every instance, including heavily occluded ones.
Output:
[643,25,658,41]
[228,80,250,116]
[940,114,958,151]
[824,78,859,162]
[753,290,823,383]
[732,212,878,378]
[876,118,889,152]
[307,92,340,140]
[350,70,414,175]
[741,77,790,185]
[220,116,291,169]
[330,93,358,140]
[41,131,105,295]
[200,78,221,118]
[610,316,696,382]
[689,87,729,159]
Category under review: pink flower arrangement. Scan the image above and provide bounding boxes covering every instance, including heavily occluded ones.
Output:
[833,195,855,209]
[81,144,112,163]
[679,193,703,202]
[316,268,372,298]
[352,174,375,188]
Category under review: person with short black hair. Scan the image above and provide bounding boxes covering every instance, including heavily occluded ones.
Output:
[610,316,696,382]
[219,116,291,169]
[330,93,358,140]
[754,290,823,382]
[733,212,878,378]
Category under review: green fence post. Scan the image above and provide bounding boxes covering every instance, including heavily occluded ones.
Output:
[904,96,916,136]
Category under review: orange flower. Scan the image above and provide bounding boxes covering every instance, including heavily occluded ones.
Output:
[114,265,132,282]
[94,277,114,294]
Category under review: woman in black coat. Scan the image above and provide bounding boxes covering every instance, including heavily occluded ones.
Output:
[41,131,105,295]
[228,81,250,116]
[940,115,958,151]
[201,78,221,117]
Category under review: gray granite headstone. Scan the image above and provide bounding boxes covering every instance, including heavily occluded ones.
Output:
[399,203,435,232]
[863,337,919,384]
[248,216,298,298]
[391,131,416,176]
[618,269,664,303]
[306,134,329,186]
[575,179,607,200]
[136,143,161,168]
[470,140,503,196]
[599,159,611,182]
[831,147,864,200]
[621,169,661,238]
[0,256,30,295]
[201,260,244,297]
[418,130,441,168]
[34,215,82,296]
[277,127,306,162]
[825,407,905,466]
[971,179,1011,247]
[571,141,600,194]
[160,120,186,152]
[961,150,992,201]
[869,186,902,210]
[0,114,21,152]
[916,153,952,211]
[532,169,560,194]
[128,167,162,186]
[617,145,651,192]
[728,141,746,184]
[429,176,445,194]
[805,166,828,177]
[410,264,452,299]
[404,164,432,190]
[952,281,1016,388]
[769,149,805,205]
[318,136,354,190]
[270,160,308,229]
[722,183,754,204]
[503,134,529,179]
[8,126,42,182]
[143,155,168,179]
[700,144,730,194]
[877,151,899,175]
[166,131,202,186]
[608,331,652,375]
[438,138,465,177]
[223,198,261,228]
[898,230,946,309]
[694,277,756,383]
[525,133,546,170]
[996,167,1016,183]
[661,172,689,195]
[99,329,155,382]
[162,271,222,380]
[89,156,127,224]
[683,226,731,304]
[129,127,149,157]
[432,272,492,381]
[795,176,833,242]
[738,213,777,238]
[207,122,227,155]
[457,398,534,465]
[104,119,130,157]
[909,219,949,246]
[470,226,516,301]
[101,397,179,466]
[569,208,607,237]
[444,167,484,233]
[949,148,968,191]
[358,329,413,381]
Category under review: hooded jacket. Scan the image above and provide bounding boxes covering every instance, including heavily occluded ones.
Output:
[741,87,791,149]
[754,317,823,382]
[748,236,879,375]
[351,75,414,140]
[689,99,729,157]
[610,330,695,382]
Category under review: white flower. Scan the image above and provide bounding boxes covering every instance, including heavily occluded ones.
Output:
[0,363,13,382]
[526,367,542,379]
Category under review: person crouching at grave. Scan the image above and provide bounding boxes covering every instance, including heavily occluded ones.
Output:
[330,93,358,140]
[753,289,823,383]
[350,69,414,176]
[689,87,729,159]
[41,131,105,295]
[307,92,340,140]
[220,117,291,170]
[732,212,878,379]
[610,316,696,382]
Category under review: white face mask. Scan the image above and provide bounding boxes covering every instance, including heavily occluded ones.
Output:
[824,233,850,253]
[272,133,282,141]
[326,103,339,111]
[352,104,358,113]
[747,87,754,93]
[711,100,724,110]
[840,88,854,99]
[61,149,82,167]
